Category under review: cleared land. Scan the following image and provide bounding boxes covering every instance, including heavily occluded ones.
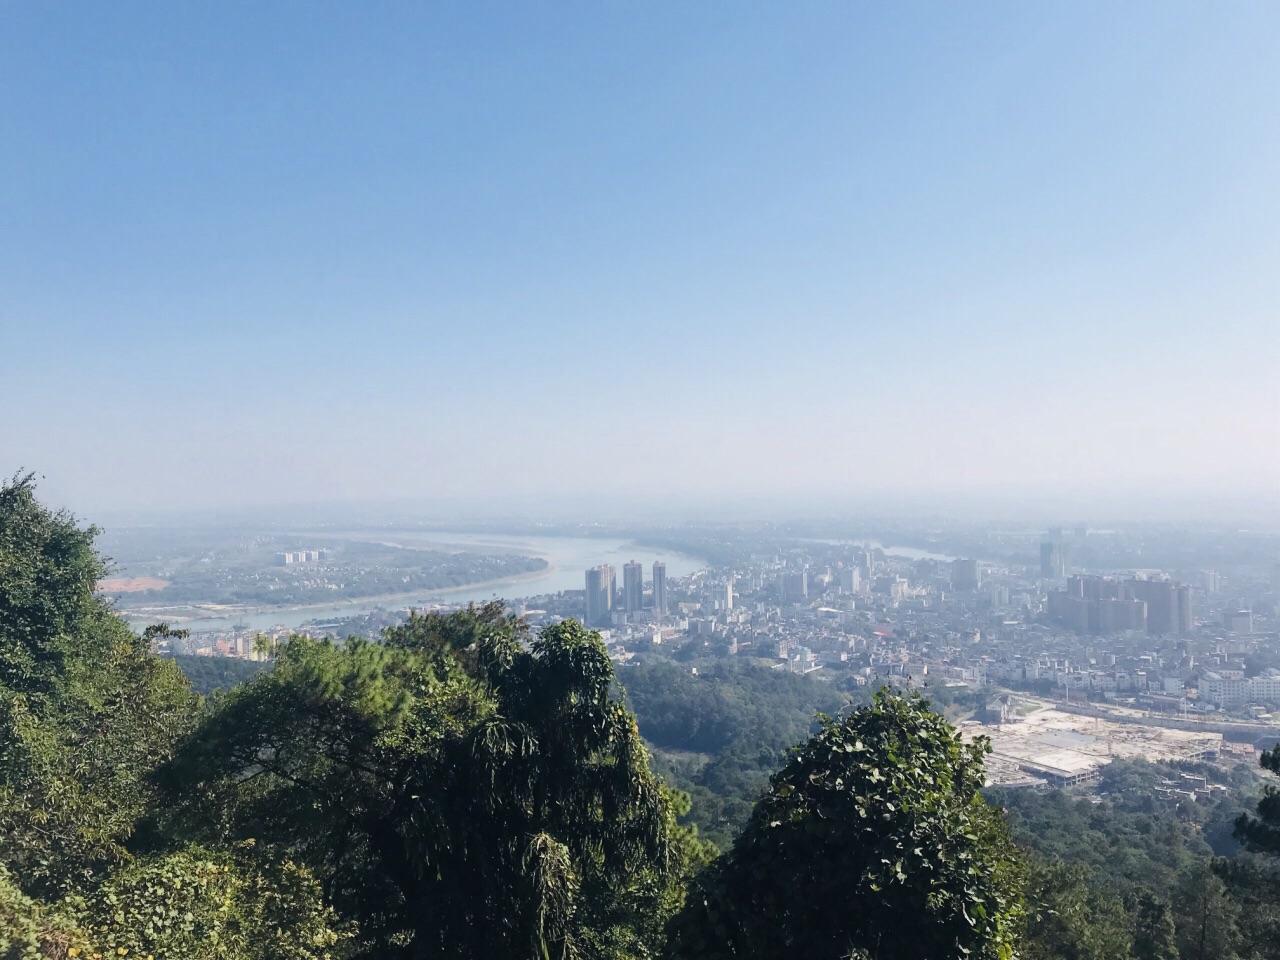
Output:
[964,697,1222,788]
[98,577,170,593]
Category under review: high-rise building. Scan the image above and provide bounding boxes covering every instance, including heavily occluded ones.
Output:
[1051,574,1197,635]
[838,566,861,594]
[623,560,644,615]
[1097,598,1147,633]
[1040,541,1066,578]
[585,564,614,626]
[952,558,981,591]
[652,561,668,618]
[783,570,809,600]
[858,551,875,580]
[1128,578,1180,635]
[719,580,734,611]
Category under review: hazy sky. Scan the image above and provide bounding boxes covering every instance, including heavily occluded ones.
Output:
[3,3,1278,521]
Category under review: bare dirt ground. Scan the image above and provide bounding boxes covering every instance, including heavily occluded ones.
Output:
[98,577,170,593]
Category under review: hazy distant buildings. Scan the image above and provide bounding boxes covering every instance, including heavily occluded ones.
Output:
[1224,609,1254,633]
[652,561,668,618]
[838,566,861,594]
[1096,597,1148,634]
[952,558,982,591]
[623,561,644,615]
[276,549,326,566]
[585,564,614,626]
[1128,578,1192,636]
[783,570,809,601]
[858,552,875,581]
[1048,574,1192,636]
[1040,541,1067,579]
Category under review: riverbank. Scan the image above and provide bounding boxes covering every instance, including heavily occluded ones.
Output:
[118,561,559,628]
[119,531,708,634]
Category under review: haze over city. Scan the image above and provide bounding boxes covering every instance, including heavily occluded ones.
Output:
[3,3,1278,521]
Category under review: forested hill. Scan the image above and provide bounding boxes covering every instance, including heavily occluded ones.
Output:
[620,659,866,847]
[986,757,1280,960]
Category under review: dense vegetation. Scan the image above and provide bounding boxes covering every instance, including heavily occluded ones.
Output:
[669,693,1024,960]
[171,653,270,695]
[621,659,867,847]
[990,758,1280,959]
[6,476,1280,959]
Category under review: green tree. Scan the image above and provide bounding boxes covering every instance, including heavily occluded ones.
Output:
[1173,864,1239,960]
[0,475,195,895]
[1131,893,1179,960]
[1235,745,1280,855]
[1223,745,1280,960]
[666,691,1023,960]
[0,478,350,960]
[1215,856,1280,960]
[159,608,693,959]
[1020,863,1131,960]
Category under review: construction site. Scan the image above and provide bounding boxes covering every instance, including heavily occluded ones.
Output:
[964,696,1224,788]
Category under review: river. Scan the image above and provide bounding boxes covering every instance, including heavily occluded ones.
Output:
[127,532,706,634]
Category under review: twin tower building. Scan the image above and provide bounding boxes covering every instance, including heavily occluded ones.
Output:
[585,560,667,627]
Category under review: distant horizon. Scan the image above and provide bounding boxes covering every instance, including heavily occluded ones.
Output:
[53,481,1280,531]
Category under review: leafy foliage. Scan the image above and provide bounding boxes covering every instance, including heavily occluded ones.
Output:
[0,477,348,960]
[994,755,1280,960]
[667,691,1024,960]
[0,863,84,960]
[159,606,694,959]
[1235,744,1280,855]
[79,845,346,960]
[0,475,195,894]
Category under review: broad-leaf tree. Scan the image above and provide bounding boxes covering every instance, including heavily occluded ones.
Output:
[666,691,1023,960]
[159,606,695,959]
[0,477,348,959]
[0,474,195,894]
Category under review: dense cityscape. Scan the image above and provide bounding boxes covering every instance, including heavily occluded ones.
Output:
[155,521,1280,795]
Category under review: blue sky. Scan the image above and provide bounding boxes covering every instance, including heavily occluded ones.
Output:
[2,3,1278,519]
